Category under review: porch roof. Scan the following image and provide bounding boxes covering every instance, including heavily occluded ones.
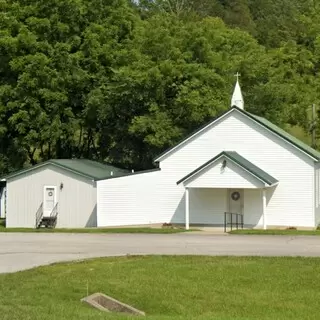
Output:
[177,151,278,186]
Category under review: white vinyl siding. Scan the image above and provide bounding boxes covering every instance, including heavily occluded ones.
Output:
[97,171,161,227]
[6,165,96,228]
[189,188,226,225]
[189,188,263,227]
[244,189,263,227]
[314,165,320,227]
[184,159,264,189]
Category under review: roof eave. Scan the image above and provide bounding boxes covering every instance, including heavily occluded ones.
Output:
[155,106,320,163]
[96,168,161,182]
[236,107,320,162]
[176,152,225,185]
[49,161,98,180]
[154,108,235,163]
[223,151,278,186]
[177,152,278,186]
[4,161,50,180]
[5,161,97,181]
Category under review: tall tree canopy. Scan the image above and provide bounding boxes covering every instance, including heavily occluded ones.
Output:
[0,0,139,170]
[0,0,319,173]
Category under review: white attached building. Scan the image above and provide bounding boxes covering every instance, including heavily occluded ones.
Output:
[4,159,127,228]
[97,80,320,230]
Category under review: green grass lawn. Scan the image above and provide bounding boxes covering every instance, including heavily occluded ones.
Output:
[0,227,189,234]
[229,229,320,235]
[1,256,320,320]
[0,224,189,235]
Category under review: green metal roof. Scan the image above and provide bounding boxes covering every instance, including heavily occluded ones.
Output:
[95,168,161,181]
[155,107,320,162]
[177,151,278,186]
[224,151,278,185]
[5,159,129,181]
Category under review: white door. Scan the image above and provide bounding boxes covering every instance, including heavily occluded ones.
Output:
[43,186,56,217]
[228,189,243,215]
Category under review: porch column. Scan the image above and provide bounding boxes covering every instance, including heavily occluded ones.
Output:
[262,188,267,230]
[185,187,190,230]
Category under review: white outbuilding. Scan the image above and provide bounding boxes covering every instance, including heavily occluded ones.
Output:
[4,159,127,228]
[97,80,320,230]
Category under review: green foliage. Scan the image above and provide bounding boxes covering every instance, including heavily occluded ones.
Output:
[0,0,319,173]
[0,223,193,233]
[248,41,320,128]
[121,16,266,157]
[0,0,138,171]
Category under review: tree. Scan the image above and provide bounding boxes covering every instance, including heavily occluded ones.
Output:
[248,0,314,48]
[97,14,268,168]
[247,40,320,129]
[0,0,138,172]
[138,0,256,34]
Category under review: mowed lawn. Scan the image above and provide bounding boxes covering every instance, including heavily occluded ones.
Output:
[0,226,189,234]
[1,256,320,320]
[0,219,191,234]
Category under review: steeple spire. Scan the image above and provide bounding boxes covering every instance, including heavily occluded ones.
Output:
[231,72,244,109]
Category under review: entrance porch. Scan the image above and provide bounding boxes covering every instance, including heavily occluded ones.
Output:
[176,151,278,230]
[184,187,267,230]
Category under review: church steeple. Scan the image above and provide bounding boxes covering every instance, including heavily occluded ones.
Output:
[231,72,244,109]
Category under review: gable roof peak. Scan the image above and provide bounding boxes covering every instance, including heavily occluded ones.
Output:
[3,158,129,181]
[176,150,278,186]
[154,106,320,162]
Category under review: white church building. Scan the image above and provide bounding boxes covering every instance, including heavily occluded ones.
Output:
[97,79,320,230]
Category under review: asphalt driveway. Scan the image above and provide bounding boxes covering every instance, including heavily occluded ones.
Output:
[1,232,320,273]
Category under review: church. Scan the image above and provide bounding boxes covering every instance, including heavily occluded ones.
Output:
[97,79,320,230]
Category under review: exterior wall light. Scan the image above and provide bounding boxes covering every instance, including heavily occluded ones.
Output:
[222,159,227,169]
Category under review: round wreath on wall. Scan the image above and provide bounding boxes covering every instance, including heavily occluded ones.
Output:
[231,191,240,201]
[48,191,53,197]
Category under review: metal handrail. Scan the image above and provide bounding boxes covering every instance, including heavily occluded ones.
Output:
[35,203,43,228]
[50,202,58,218]
[224,212,244,232]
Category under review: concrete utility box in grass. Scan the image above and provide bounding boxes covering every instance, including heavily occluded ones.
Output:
[81,292,145,316]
